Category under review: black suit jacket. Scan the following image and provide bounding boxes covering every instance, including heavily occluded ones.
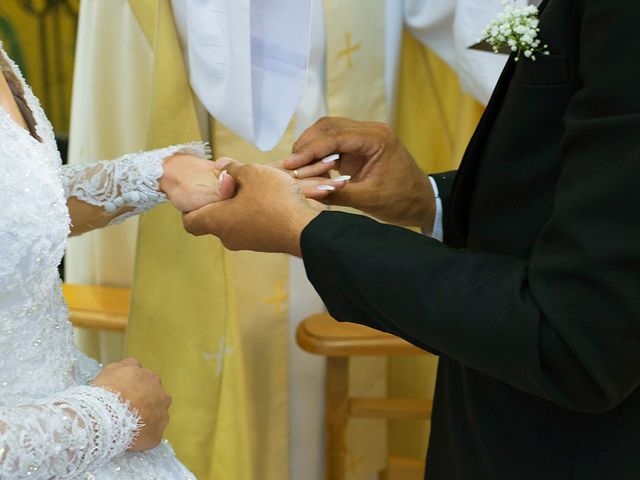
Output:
[300,0,640,478]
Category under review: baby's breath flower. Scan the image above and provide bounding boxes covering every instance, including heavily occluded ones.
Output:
[480,0,549,62]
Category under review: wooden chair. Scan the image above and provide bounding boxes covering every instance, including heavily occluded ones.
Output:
[62,283,130,332]
[297,313,432,480]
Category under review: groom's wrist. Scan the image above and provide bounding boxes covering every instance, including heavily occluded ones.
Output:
[289,208,321,257]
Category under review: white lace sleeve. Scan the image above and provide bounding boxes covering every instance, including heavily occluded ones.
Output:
[0,386,141,479]
[62,142,211,225]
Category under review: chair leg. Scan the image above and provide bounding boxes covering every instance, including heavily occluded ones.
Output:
[325,356,349,480]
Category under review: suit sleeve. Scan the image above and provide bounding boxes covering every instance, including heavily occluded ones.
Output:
[301,0,640,414]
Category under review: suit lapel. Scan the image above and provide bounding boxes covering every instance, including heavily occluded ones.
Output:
[448,0,553,247]
[448,59,516,246]
[539,0,552,12]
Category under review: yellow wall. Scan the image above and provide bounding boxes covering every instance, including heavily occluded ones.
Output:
[0,0,79,134]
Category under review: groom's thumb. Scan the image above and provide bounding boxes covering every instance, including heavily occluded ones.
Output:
[218,170,237,201]
[182,202,228,237]
[214,157,246,177]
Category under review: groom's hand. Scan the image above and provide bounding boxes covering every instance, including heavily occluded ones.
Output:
[283,117,436,230]
[182,159,322,256]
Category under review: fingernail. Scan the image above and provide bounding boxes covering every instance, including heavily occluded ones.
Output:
[316,185,336,191]
[322,154,340,164]
[333,175,351,183]
[219,170,227,182]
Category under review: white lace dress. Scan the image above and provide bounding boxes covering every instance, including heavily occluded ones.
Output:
[0,49,200,479]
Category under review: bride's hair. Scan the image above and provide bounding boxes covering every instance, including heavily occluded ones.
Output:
[0,51,41,142]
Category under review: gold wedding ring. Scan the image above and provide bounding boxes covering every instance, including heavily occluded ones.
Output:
[292,169,299,179]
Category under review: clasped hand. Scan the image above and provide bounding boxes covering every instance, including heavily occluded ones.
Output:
[160,148,347,214]
[181,117,437,254]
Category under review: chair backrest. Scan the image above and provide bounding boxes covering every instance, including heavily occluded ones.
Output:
[296,313,427,356]
[62,283,130,332]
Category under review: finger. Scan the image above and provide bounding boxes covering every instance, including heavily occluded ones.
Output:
[142,368,162,383]
[213,156,237,173]
[283,148,339,170]
[285,129,374,171]
[160,413,170,430]
[182,201,229,237]
[291,118,327,153]
[291,116,350,154]
[218,171,237,200]
[267,159,284,170]
[315,178,369,208]
[271,157,333,179]
[120,357,142,367]
[298,176,349,200]
[290,159,336,179]
[216,159,246,182]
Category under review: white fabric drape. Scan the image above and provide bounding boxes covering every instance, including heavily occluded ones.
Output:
[173,0,511,153]
[399,0,517,104]
[171,0,312,151]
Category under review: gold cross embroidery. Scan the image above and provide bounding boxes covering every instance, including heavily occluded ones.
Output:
[264,281,288,314]
[337,32,361,69]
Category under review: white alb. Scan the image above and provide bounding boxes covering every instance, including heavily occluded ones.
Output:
[0,46,200,479]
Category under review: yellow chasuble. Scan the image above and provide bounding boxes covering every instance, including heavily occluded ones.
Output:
[125,2,287,479]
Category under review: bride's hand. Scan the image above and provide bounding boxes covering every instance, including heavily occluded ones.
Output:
[159,153,237,212]
[268,157,348,200]
[93,357,172,452]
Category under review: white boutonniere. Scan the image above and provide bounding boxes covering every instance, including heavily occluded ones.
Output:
[480,1,549,61]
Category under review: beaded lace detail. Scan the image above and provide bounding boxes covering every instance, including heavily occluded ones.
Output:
[63,142,211,225]
[0,387,141,478]
[0,46,196,479]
